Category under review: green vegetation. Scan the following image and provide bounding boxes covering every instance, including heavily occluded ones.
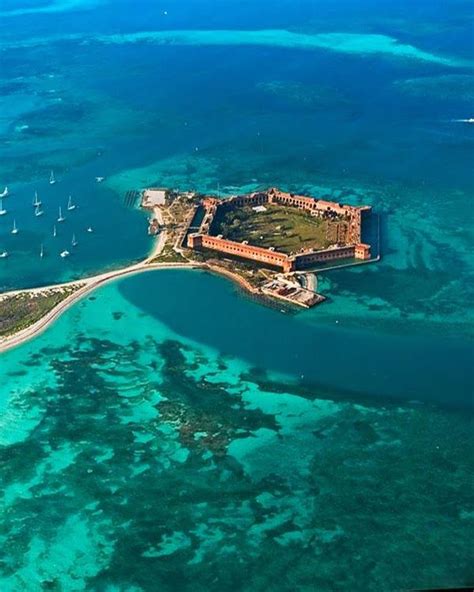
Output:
[188,248,276,289]
[149,244,187,264]
[0,287,79,338]
[212,204,340,254]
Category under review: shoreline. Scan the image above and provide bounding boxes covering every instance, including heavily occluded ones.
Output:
[0,240,268,355]
[0,259,201,355]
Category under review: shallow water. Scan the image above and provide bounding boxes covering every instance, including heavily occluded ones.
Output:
[0,271,472,591]
[0,0,473,338]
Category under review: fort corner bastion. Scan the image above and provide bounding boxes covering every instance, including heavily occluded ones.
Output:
[187,187,372,274]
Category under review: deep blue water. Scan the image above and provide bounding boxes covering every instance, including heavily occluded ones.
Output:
[120,270,474,408]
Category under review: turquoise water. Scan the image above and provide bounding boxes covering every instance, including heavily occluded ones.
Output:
[1,0,474,335]
[0,0,473,590]
[0,271,473,591]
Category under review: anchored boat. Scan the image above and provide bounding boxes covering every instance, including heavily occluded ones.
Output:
[67,195,76,211]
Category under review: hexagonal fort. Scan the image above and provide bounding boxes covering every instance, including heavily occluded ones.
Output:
[187,188,371,273]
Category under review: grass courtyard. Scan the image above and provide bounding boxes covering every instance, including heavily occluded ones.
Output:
[211,204,345,255]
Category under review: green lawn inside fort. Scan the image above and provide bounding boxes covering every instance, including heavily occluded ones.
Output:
[211,204,343,254]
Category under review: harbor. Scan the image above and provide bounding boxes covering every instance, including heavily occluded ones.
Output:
[0,171,152,291]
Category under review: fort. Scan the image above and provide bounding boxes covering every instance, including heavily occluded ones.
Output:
[187,187,372,274]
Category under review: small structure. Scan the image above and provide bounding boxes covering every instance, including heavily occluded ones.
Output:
[142,188,167,208]
[261,278,325,308]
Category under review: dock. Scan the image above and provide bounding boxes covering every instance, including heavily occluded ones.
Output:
[124,190,140,207]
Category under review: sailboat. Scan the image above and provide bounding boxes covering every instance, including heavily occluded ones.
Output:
[57,206,65,222]
[11,219,18,235]
[53,224,57,237]
[86,226,93,233]
[0,198,6,216]
[40,244,44,259]
[35,205,44,217]
[33,191,42,207]
[60,249,70,258]
[0,186,8,198]
[0,250,8,258]
[71,233,78,247]
[49,170,56,185]
[67,195,76,211]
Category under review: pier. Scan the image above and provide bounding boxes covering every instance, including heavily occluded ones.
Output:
[124,190,140,207]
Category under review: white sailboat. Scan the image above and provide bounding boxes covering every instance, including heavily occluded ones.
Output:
[0,198,6,216]
[33,191,42,207]
[0,250,8,258]
[49,170,56,185]
[35,205,44,217]
[53,224,57,237]
[57,206,65,222]
[60,249,70,258]
[11,219,18,234]
[0,186,9,198]
[87,226,93,233]
[71,233,78,247]
[95,176,105,183]
[40,244,44,259]
[67,195,76,211]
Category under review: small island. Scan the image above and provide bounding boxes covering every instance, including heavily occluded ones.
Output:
[143,186,377,308]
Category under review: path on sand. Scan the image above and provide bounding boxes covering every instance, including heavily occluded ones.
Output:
[0,230,199,353]
[0,228,258,354]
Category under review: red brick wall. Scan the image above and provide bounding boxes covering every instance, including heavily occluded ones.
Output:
[293,246,356,269]
[188,233,293,271]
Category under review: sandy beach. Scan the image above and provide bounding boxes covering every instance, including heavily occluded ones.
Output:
[0,260,203,354]
[0,224,262,355]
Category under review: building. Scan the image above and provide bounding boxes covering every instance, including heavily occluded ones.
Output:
[142,188,167,207]
[187,188,372,273]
